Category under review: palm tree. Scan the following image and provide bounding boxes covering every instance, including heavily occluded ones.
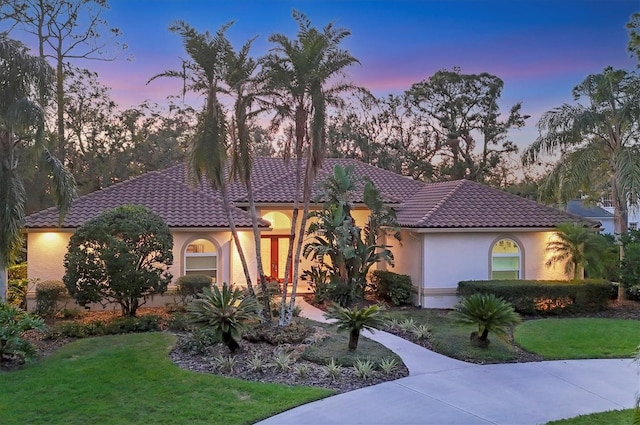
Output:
[149,22,257,296]
[262,10,361,325]
[225,37,272,321]
[0,36,76,301]
[522,67,640,235]
[545,222,605,281]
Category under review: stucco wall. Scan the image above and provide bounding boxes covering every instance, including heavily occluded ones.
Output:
[415,230,569,308]
[27,231,74,283]
[391,230,423,294]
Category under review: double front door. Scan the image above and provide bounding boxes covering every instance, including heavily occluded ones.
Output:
[260,235,292,282]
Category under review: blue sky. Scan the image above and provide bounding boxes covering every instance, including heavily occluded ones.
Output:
[10,0,640,149]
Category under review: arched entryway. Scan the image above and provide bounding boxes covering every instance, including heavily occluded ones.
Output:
[261,212,292,281]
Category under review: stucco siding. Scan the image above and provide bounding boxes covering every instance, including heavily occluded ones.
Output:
[418,230,570,308]
[391,230,422,292]
[27,231,73,283]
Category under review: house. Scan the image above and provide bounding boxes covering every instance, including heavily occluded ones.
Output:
[25,157,593,309]
[599,195,640,232]
[566,200,615,235]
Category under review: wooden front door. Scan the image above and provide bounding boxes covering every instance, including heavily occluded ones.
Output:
[260,235,292,281]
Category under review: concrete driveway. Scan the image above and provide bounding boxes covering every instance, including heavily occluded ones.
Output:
[257,358,638,425]
[256,301,639,425]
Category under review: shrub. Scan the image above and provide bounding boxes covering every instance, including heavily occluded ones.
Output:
[8,264,29,309]
[187,284,260,353]
[302,266,330,304]
[244,320,312,345]
[178,327,220,354]
[627,285,640,301]
[35,280,69,321]
[175,274,211,305]
[371,270,412,306]
[458,280,614,314]
[166,312,191,331]
[450,293,521,348]
[324,303,386,351]
[620,230,640,290]
[64,205,173,317]
[0,302,44,363]
[353,358,375,380]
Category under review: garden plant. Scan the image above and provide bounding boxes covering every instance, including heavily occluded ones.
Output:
[323,303,386,351]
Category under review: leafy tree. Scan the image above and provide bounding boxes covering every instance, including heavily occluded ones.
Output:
[63,205,173,316]
[0,302,44,363]
[262,10,361,324]
[0,36,76,301]
[323,303,385,351]
[407,68,528,183]
[522,67,640,235]
[620,230,640,293]
[327,93,438,181]
[450,293,521,348]
[304,165,400,306]
[150,21,258,296]
[627,13,640,65]
[1,0,126,160]
[545,222,605,281]
[187,283,260,353]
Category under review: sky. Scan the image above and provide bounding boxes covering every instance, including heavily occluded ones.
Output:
[7,0,640,151]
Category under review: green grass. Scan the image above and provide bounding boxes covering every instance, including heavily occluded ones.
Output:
[545,409,636,424]
[303,323,403,366]
[514,318,640,359]
[385,310,518,363]
[0,333,332,425]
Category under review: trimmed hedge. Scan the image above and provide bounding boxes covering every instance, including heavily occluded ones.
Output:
[371,270,412,306]
[457,280,614,315]
[175,274,211,304]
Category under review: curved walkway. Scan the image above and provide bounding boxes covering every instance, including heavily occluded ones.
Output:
[257,300,639,425]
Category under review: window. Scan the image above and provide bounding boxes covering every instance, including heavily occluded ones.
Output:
[630,222,638,231]
[601,194,613,208]
[185,238,217,282]
[491,238,521,280]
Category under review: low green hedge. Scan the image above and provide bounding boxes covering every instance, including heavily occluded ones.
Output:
[371,270,412,306]
[457,280,614,315]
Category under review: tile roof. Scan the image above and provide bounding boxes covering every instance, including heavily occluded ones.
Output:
[396,179,596,229]
[25,167,266,229]
[25,157,592,230]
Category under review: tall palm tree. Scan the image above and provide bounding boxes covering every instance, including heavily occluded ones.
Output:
[522,67,640,235]
[262,10,361,325]
[545,222,605,280]
[0,36,76,300]
[225,37,272,321]
[149,22,256,295]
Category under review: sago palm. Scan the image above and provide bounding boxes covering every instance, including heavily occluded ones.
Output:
[187,284,260,353]
[324,303,385,351]
[450,293,521,348]
[0,36,76,301]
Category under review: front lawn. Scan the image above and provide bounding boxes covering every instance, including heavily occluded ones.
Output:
[385,309,518,363]
[514,318,640,359]
[0,333,332,425]
[545,409,637,425]
[385,310,640,363]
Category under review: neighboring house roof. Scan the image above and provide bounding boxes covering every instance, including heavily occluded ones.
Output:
[566,200,614,219]
[25,157,594,230]
[396,179,594,229]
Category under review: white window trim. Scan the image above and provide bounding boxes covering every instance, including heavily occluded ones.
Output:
[489,237,523,280]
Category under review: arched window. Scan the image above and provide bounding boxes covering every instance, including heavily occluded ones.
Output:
[185,238,217,282]
[491,238,521,280]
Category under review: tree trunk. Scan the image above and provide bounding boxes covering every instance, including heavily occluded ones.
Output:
[348,328,360,351]
[221,185,254,296]
[246,179,271,322]
[0,267,7,302]
[56,48,65,160]
[279,156,301,325]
